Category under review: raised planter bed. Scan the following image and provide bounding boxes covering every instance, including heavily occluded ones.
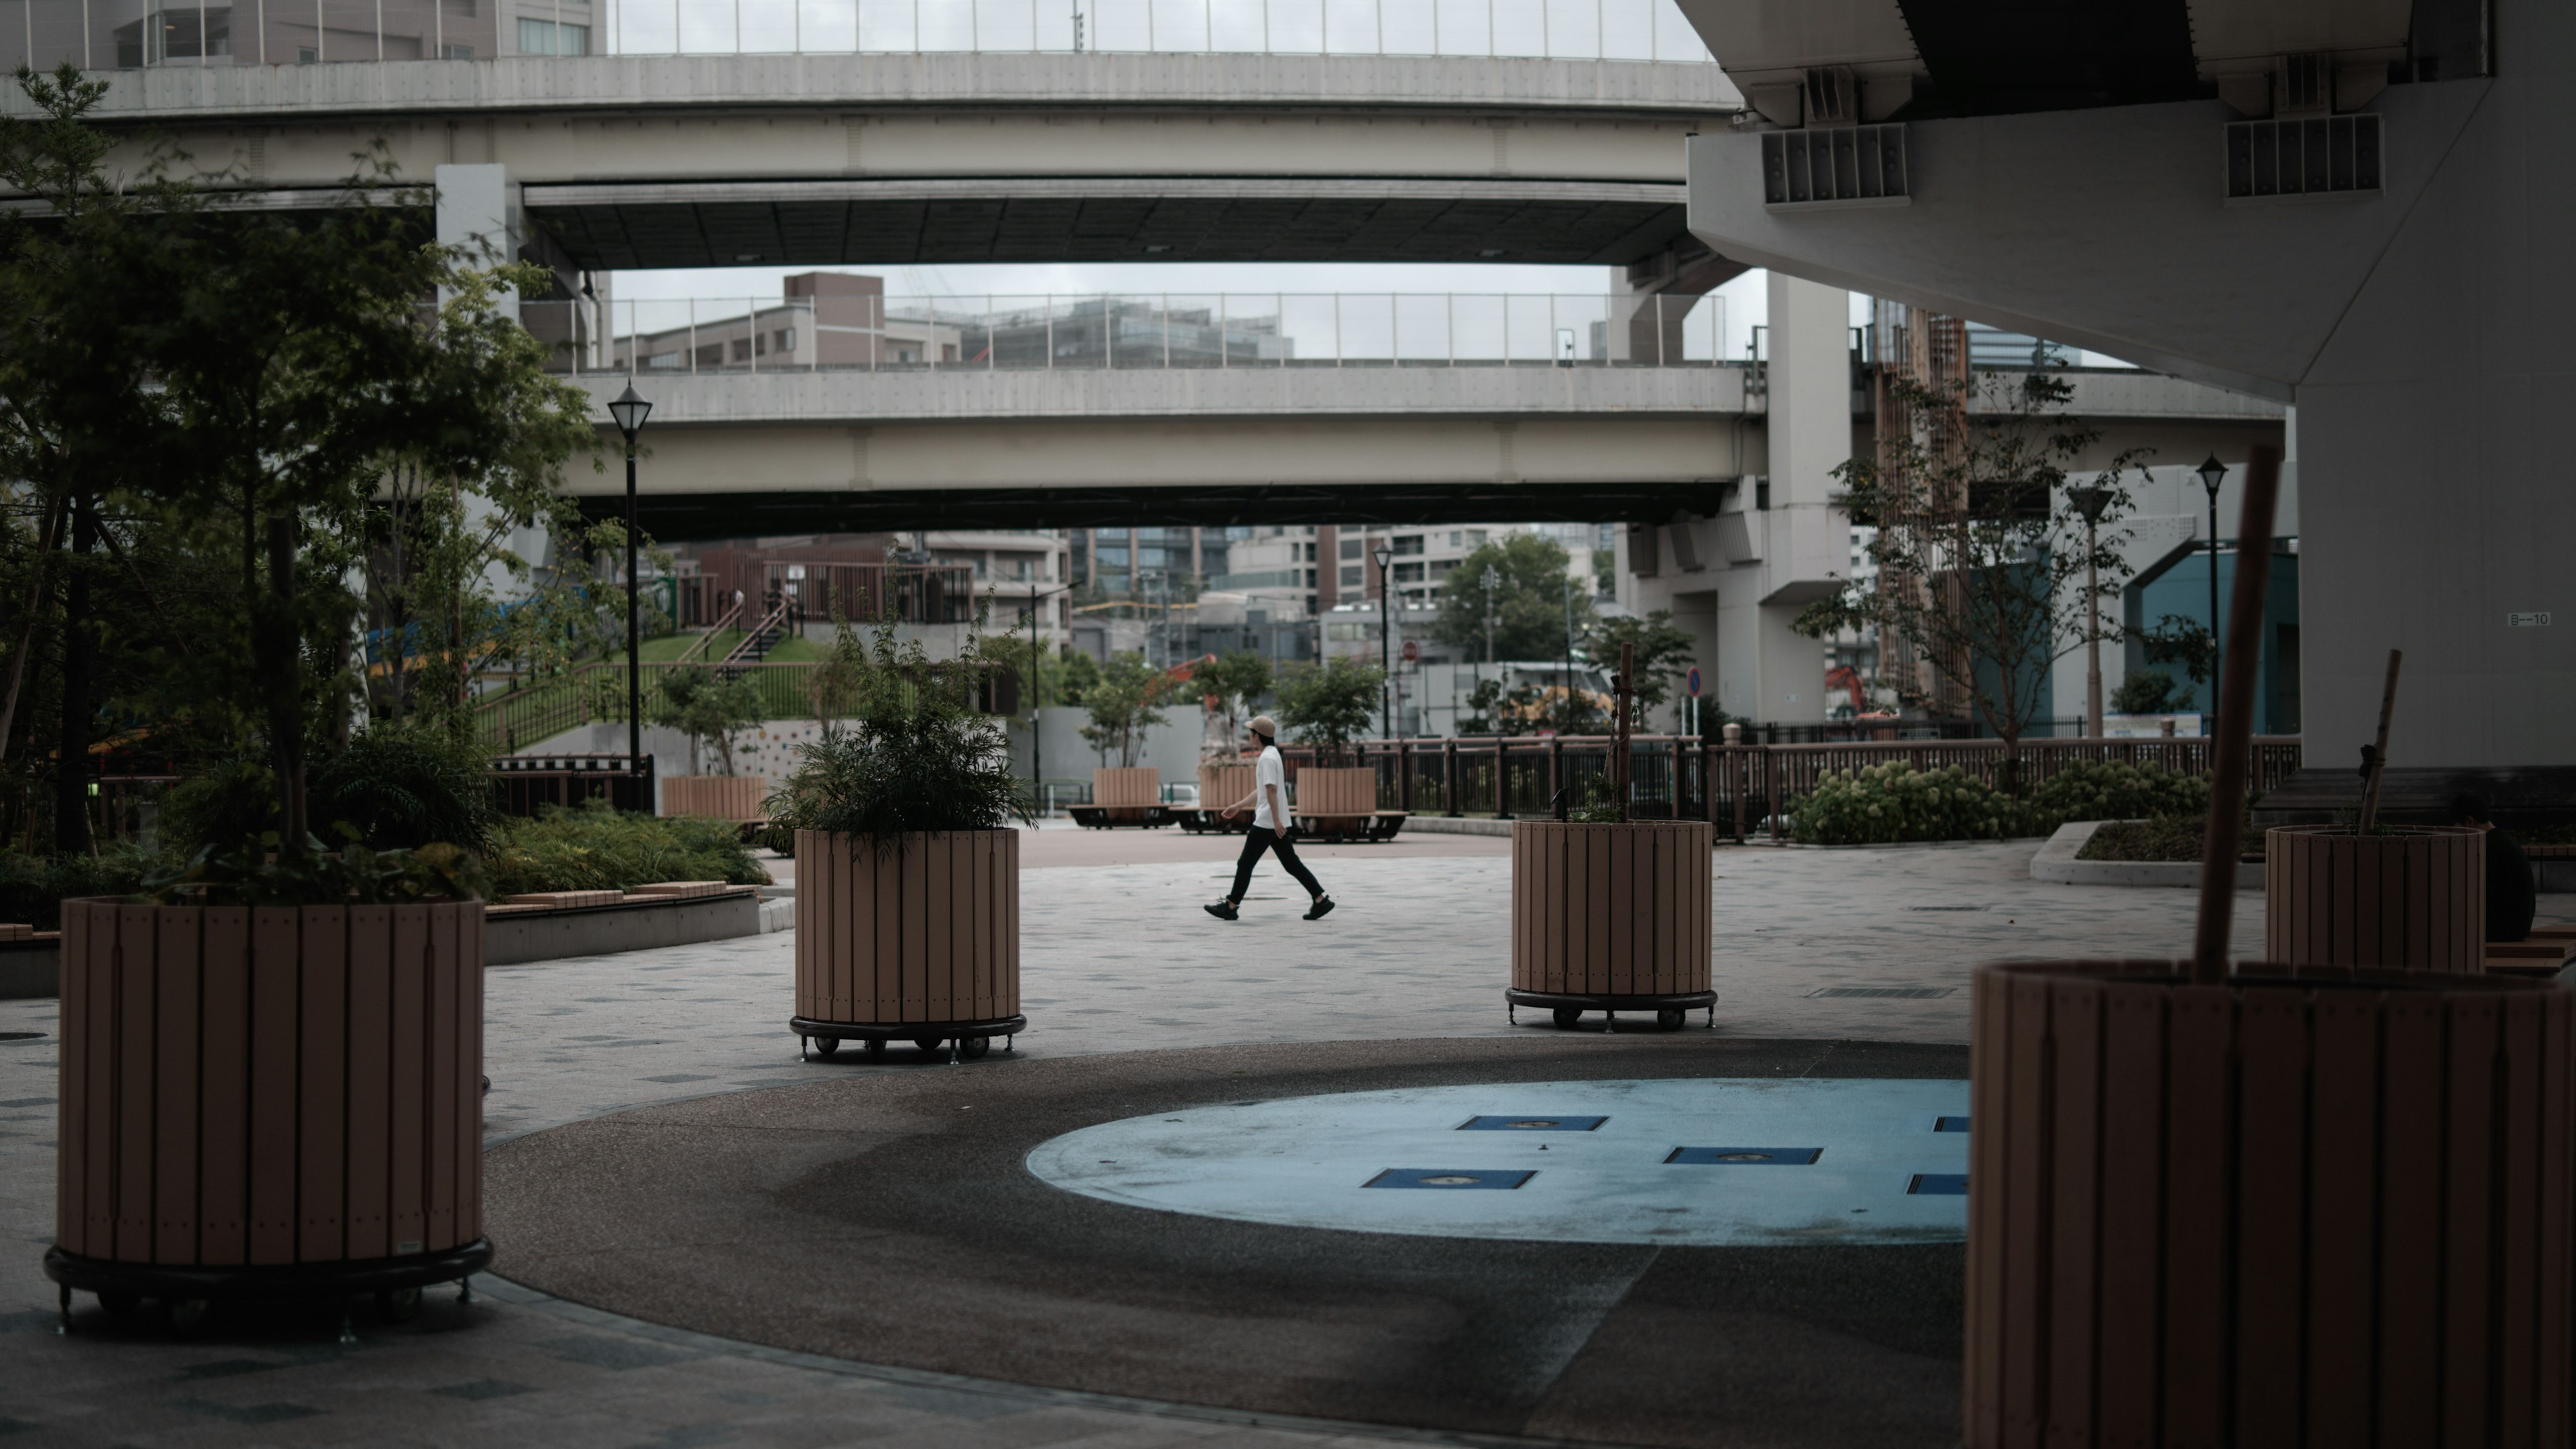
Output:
[790,829,1024,1063]
[2265,824,2486,971]
[47,900,492,1329]
[1509,820,1715,1030]
[484,887,763,965]
[2029,820,2263,890]
[1291,766,1407,842]
[1180,762,1256,834]
[1964,959,2574,1447]
[660,775,768,822]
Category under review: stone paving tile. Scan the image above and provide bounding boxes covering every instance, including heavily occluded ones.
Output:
[7,841,2547,1448]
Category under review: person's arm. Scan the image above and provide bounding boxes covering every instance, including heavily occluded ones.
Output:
[1265,782,1289,827]
[1223,788,1259,817]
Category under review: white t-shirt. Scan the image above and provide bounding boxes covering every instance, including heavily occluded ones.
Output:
[1253,745,1291,831]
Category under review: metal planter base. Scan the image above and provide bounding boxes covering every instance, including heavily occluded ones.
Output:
[44,1238,494,1336]
[1505,988,1717,1033]
[792,1014,1028,1065]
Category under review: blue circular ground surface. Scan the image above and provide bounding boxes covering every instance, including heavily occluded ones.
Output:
[1026,1077,1971,1247]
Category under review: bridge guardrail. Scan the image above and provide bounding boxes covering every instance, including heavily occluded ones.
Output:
[526,291,1731,378]
[4,0,1713,73]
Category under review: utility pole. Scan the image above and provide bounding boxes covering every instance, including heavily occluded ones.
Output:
[1481,562,1499,664]
[1561,572,1578,735]
[2070,486,2111,738]
[1374,544,1395,739]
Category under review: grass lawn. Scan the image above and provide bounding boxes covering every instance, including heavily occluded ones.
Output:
[637,631,830,663]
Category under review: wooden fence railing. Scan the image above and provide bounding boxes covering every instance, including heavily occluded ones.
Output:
[1269,735,2304,841]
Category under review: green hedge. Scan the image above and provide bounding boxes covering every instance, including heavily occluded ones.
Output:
[0,844,170,931]
[487,802,771,898]
[1786,760,2214,847]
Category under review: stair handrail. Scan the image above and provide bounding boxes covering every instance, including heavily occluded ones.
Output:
[717,598,795,671]
[671,597,745,663]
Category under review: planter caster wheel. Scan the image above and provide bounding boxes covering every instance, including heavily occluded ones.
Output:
[378,1287,421,1324]
[1656,1009,1685,1032]
[957,1036,991,1062]
[864,1040,885,1061]
[96,1291,142,1319]
[811,1038,841,1060]
[1552,1007,1582,1030]
[914,1034,945,1055]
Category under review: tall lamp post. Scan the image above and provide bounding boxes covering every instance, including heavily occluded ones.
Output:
[1024,582,1073,815]
[2196,453,2229,729]
[606,385,653,784]
[1560,572,1578,735]
[1480,562,1499,663]
[2069,486,2112,739]
[1373,544,1395,739]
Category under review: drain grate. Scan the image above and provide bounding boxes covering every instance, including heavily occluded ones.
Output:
[0,1032,44,1043]
[1458,1115,1606,1132]
[1364,1169,1534,1191]
[1666,1147,1822,1166]
[1807,987,1955,1000]
[1908,905,1987,912]
[1935,1116,1972,1133]
[1909,1173,1969,1195]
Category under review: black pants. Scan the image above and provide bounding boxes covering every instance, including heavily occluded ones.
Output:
[1232,825,1324,902]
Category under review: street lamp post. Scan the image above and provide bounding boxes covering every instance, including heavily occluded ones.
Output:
[1561,572,1578,735]
[1025,582,1073,816]
[1373,544,1395,739]
[606,386,653,787]
[1480,562,1499,664]
[2196,453,2229,729]
[2069,486,2112,739]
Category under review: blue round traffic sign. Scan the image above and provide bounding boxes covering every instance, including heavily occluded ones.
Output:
[1686,667,1703,698]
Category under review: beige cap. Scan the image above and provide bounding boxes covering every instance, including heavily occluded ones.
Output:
[1248,715,1279,739]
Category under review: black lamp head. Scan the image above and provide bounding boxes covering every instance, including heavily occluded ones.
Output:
[607,384,652,443]
[2196,453,2227,498]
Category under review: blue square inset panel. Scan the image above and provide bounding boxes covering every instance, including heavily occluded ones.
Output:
[1935,1116,1972,1134]
[1665,1147,1823,1165]
[1458,1115,1608,1132]
[1909,1173,1969,1195]
[1365,1169,1536,1190]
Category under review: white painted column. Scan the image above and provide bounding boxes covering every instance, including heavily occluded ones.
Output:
[433,162,523,323]
[1715,272,1843,724]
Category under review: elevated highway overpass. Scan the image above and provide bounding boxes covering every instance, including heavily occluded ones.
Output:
[15,48,1741,270]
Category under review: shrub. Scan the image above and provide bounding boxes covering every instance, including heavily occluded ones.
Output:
[2109,669,2180,715]
[2024,761,2209,830]
[1786,764,2033,845]
[486,801,769,898]
[162,757,283,855]
[0,843,170,930]
[765,619,1028,851]
[307,724,496,853]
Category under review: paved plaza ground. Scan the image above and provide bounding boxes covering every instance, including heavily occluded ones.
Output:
[1,826,2557,1446]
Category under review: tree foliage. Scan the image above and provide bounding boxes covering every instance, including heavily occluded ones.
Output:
[1274,655,1386,757]
[1430,533,1594,663]
[1193,649,1272,746]
[1793,373,2150,774]
[649,665,768,776]
[1582,609,1699,729]
[1077,652,1170,768]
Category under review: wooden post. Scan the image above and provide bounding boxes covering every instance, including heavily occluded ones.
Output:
[2357,649,2404,832]
[1443,739,1460,817]
[2191,443,2284,983]
[1494,738,1511,819]
[1548,736,1564,818]
[1611,641,1635,819]
[1399,737,1413,814]
[1672,733,1687,820]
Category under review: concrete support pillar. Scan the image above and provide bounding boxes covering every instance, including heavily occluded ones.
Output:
[1712,272,1843,724]
[433,163,522,323]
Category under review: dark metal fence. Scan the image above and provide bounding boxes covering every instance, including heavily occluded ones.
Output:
[488,754,656,817]
[1279,735,2304,841]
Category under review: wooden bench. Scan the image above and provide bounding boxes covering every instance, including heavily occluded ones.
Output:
[2253,765,2576,832]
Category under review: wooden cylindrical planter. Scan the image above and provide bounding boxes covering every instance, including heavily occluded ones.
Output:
[790,830,1024,1062]
[1091,767,1160,809]
[659,775,769,821]
[1292,767,1379,820]
[1966,960,2575,1448]
[2267,825,2487,971]
[48,900,490,1312]
[1508,820,1715,1028]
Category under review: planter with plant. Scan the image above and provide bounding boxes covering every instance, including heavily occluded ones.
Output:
[9,71,598,1330]
[2263,652,2487,971]
[1963,447,2573,1446]
[650,664,771,822]
[1070,652,1171,828]
[767,619,1030,1064]
[1508,645,1715,1032]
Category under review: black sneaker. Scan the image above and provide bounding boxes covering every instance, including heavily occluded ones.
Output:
[1203,900,1240,921]
[1303,897,1336,921]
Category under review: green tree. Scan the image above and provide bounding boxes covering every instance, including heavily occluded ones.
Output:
[1431,533,1595,663]
[1193,649,1272,745]
[2110,669,2180,715]
[1079,652,1169,767]
[1582,609,1699,729]
[1044,644,1101,708]
[1274,655,1386,759]
[1793,373,2149,786]
[1458,675,1546,736]
[650,665,768,776]
[2138,616,2217,690]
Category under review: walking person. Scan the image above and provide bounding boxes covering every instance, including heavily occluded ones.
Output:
[1205,716,1335,921]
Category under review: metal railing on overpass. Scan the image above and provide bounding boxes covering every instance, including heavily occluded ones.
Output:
[3,0,1713,72]
[527,291,1732,378]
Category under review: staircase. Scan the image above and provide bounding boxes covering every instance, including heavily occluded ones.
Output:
[716,599,795,678]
